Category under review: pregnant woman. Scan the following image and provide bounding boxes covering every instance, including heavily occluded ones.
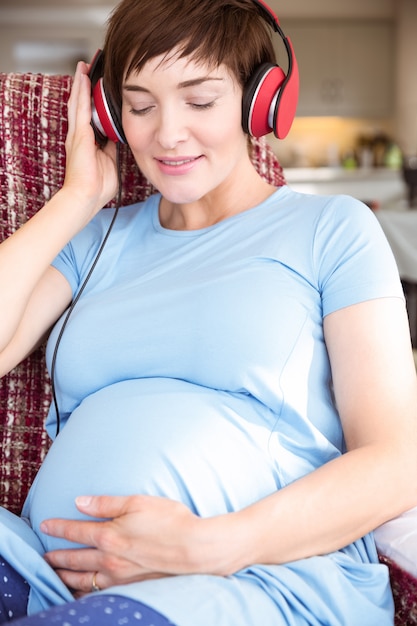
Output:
[1,0,417,624]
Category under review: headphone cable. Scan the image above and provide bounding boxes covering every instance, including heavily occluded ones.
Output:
[51,143,123,436]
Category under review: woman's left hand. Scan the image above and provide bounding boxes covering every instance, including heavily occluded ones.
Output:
[41,494,238,597]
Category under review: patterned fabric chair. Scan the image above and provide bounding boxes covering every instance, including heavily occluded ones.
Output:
[0,71,416,625]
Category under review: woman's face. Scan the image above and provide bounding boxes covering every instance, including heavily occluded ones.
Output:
[121,51,250,209]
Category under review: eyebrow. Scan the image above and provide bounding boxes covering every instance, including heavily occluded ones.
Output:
[123,76,224,93]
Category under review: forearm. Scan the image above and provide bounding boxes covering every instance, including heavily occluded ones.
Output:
[0,188,95,353]
[195,443,417,575]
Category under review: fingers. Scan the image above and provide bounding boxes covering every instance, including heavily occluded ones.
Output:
[40,495,149,542]
[75,494,143,519]
[40,516,109,549]
[44,546,157,595]
[55,567,166,598]
[45,545,111,592]
[66,61,94,150]
[66,62,87,143]
[40,494,199,596]
[45,547,99,572]
[55,568,104,597]
[39,497,137,552]
[44,547,103,595]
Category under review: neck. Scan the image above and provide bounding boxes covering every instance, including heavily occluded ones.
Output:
[159,164,276,231]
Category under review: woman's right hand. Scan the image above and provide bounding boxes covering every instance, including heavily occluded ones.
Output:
[62,61,119,219]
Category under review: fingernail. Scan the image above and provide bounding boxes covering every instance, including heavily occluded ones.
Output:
[75,496,92,508]
[40,521,49,534]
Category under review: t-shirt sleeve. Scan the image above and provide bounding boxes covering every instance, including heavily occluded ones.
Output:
[313,195,404,317]
[51,215,110,296]
[52,242,80,295]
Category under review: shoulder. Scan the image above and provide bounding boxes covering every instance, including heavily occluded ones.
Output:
[52,194,160,287]
[279,186,378,225]
[266,186,377,235]
[75,193,160,247]
[272,188,402,312]
[274,188,385,251]
[264,187,383,259]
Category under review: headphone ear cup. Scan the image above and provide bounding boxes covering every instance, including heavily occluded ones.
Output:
[271,37,299,140]
[91,78,126,144]
[89,49,126,144]
[242,63,285,138]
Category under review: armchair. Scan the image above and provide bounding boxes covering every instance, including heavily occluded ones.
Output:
[0,70,416,625]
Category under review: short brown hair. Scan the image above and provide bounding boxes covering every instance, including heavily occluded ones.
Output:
[103,0,276,110]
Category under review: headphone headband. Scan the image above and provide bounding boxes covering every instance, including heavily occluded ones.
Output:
[251,0,280,30]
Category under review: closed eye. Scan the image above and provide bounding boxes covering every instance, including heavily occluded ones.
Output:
[189,101,216,110]
[129,106,154,116]
[129,101,216,115]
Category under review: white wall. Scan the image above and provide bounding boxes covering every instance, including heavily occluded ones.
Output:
[0,7,111,73]
[395,0,417,156]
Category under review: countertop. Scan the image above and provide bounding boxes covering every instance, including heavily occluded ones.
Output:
[283,166,406,208]
[284,166,402,183]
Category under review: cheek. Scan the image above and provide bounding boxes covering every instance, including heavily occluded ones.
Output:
[121,103,153,149]
[122,118,147,151]
[203,106,246,152]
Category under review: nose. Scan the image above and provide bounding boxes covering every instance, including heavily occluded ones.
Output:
[155,106,188,150]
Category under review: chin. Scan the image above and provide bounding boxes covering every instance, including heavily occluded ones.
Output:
[157,185,209,206]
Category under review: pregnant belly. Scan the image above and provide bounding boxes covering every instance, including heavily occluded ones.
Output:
[26,378,279,551]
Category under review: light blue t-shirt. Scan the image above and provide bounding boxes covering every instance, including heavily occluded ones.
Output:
[1,187,401,624]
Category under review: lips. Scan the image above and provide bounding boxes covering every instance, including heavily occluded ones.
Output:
[155,155,203,176]
[158,157,199,166]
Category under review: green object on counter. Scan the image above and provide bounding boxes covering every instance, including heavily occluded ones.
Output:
[385,143,402,170]
[342,155,357,170]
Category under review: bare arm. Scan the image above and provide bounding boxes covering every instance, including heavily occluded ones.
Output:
[0,62,118,376]
[0,265,72,376]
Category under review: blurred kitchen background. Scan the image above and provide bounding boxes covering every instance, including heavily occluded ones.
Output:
[0,0,416,212]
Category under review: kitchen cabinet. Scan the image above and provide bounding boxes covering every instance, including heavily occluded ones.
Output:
[283,20,394,118]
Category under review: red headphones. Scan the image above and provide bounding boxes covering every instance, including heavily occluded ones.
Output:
[89,0,299,144]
